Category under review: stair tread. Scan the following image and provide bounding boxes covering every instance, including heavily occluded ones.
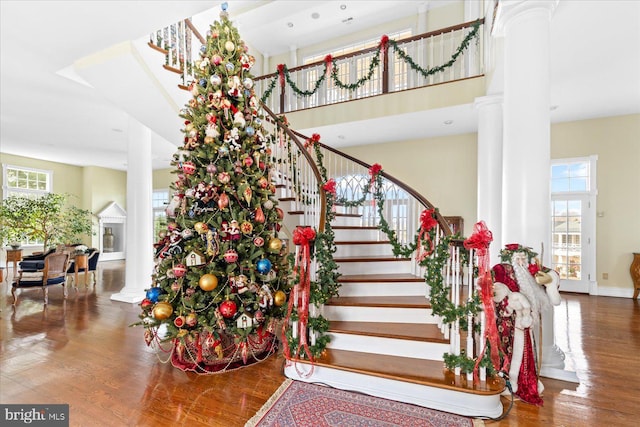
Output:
[335,255,411,262]
[340,273,424,283]
[330,321,447,343]
[328,295,430,308]
[294,349,505,395]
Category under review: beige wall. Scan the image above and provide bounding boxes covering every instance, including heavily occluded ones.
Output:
[153,168,173,190]
[341,134,477,237]
[0,153,127,249]
[551,114,640,292]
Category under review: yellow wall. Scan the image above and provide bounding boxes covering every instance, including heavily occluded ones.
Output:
[0,153,127,249]
[153,168,174,190]
[340,134,477,237]
[551,114,640,291]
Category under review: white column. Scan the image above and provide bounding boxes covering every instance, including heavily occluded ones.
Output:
[474,94,503,264]
[111,117,154,303]
[417,3,428,33]
[495,0,573,379]
[289,45,297,68]
[262,52,270,76]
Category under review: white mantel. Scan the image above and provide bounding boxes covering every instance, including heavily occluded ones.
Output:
[97,201,126,261]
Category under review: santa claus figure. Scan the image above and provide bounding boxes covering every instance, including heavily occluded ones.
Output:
[492,244,561,406]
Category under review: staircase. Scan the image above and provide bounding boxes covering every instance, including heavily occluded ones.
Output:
[78,11,504,419]
[282,204,503,418]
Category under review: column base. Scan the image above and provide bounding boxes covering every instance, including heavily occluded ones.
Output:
[540,344,579,383]
[110,290,145,304]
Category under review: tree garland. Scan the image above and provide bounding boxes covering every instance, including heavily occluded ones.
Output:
[259,20,481,104]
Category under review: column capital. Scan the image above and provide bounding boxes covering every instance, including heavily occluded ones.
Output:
[474,94,503,110]
[492,0,559,37]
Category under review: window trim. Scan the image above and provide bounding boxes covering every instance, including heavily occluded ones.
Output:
[2,163,53,198]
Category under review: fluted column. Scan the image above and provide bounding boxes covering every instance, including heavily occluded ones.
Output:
[111,117,154,303]
[474,94,503,263]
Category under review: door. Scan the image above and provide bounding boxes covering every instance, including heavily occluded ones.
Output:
[550,195,593,293]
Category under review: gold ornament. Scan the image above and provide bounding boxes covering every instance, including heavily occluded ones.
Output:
[267,238,283,254]
[152,301,173,320]
[199,274,218,291]
[273,290,286,306]
[194,222,208,234]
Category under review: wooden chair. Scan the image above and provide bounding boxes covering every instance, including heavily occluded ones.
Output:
[12,252,70,305]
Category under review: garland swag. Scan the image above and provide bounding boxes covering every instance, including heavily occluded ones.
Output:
[261,20,481,104]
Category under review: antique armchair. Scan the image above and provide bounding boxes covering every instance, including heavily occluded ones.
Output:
[12,252,70,305]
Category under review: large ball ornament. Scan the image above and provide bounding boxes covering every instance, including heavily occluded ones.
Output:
[182,161,196,175]
[152,301,173,320]
[225,41,235,52]
[219,300,237,318]
[256,258,272,274]
[199,274,218,291]
[141,298,153,310]
[274,290,286,307]
[146,287,162,303]
[263,199,274,210]
[210,74,222,86]
[217,172,231,184]
[253,236,265,247]
[186,312,198,327]
[267,238,283,254]
[243,77,254,89]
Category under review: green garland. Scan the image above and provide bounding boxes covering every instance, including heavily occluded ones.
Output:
[259,20,481,104]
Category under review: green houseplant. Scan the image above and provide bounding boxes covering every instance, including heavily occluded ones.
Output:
[0,193,94,251]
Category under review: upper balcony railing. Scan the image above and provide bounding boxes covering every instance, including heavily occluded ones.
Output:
[149,18,484,114]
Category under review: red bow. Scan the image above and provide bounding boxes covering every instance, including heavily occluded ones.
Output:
[464,221,500,380]
[277,64,285,88]
[416,209,438,261]
[283,227,316,370]
[324,54,333,78]
[305,133,321,150]
[322,179,336,195]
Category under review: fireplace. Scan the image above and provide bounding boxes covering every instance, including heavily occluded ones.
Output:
[97,202,126,261]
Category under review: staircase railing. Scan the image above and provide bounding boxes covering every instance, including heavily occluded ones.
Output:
[256,19,484,114]
[150,18,484,110]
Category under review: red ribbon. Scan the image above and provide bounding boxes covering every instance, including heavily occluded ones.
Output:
[417,209,438,261]
[322,178,336,195]
[324,54,333,78]
[463,221,500,380]
[369,163,382,187]
[380,35,389,66]
[304,133,321,150]
[282,226,316,369]
[277,64,285,88]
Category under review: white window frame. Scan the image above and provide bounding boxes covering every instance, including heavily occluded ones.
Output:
[152,188,170,238]
[2,164,53,199]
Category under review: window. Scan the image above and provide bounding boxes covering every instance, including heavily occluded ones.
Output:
[152,189,170,238]
[550,156,597,293]
[2,164,52,199]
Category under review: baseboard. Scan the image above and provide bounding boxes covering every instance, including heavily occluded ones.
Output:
[590,286,636,298]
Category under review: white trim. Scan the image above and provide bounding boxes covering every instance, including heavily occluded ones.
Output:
[2,163,53,198]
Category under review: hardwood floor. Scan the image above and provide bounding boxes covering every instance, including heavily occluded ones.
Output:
[1,261,639,426]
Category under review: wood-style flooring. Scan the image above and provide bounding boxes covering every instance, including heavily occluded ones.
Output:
[1,260,639,426]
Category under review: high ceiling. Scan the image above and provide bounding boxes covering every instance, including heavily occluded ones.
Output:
[1,1,638,171]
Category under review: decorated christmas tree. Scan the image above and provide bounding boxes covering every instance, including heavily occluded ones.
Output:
[137,4,289,373]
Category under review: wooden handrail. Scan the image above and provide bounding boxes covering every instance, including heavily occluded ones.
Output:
[289,129,452,236]
[261,105,327,233]
[254,19,484,82]
[185,18,206,45]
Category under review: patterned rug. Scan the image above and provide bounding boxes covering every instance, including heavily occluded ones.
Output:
[246,379,484,427]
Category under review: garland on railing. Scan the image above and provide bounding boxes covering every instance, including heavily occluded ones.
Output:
[259,20,481,104]
[305,153,487,373]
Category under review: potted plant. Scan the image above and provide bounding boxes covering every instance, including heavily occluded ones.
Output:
[0,193,94,251]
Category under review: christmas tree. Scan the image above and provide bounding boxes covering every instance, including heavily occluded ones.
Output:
[138,4,289,373]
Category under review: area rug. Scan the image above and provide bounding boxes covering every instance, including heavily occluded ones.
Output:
[246,379,484,427]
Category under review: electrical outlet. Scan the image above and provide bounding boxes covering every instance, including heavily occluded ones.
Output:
[602,273,608,280]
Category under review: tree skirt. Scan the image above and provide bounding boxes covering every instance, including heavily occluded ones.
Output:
[246,379,484,427]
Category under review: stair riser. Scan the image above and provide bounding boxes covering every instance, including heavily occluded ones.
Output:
[333,227,383,240]
[337,260,413,275]
[327,332,449,360]
[284,364,504,418]
[334,244,394,257]
[338,282,426,297]
[332,216,368,227]
[323,306,437,324]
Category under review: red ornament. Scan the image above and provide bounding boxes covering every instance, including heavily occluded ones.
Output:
[173,264,187,277]
[141,298,153,310]
[218,192,230,209]
[253,236,265,247]
[254,206,265,223]
[182,161,196,175]
[223,249,238,263]
[243,156,254,167]
[219,300,237,318]
[174,316,185,328]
